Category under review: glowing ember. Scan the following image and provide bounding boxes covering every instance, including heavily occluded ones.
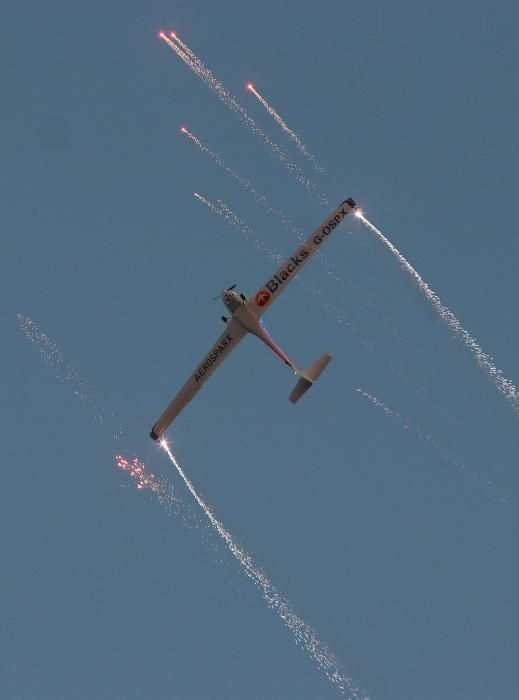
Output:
[116,455,159,492]
[115,454,211,528]
[160,32,326,204]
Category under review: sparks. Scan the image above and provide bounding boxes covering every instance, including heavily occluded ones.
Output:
[181,127,371,306]
[115,453,206,523]
[356,213,519,418]
[194,193,279,259]
[161,442,368,698]
[247,82,324,172]
[17,313,108,425]
[160,32,327,204]
[116,454,159,492]
[356,389,507,501]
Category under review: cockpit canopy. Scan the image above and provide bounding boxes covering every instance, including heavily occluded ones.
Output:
[223,290,245,312]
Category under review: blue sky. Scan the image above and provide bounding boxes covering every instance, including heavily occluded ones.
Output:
[2,1,519,698]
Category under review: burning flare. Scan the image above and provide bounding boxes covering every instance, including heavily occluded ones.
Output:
[159,32,327,204]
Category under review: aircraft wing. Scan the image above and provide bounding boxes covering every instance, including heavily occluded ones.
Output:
[250,197,356,317]
[150,319,247,440]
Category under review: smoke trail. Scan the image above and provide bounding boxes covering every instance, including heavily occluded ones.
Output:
[161,442,368,698]
[355,212,519,417]
[159,33,327,205]
[194,192,281,261]
[182,127,301,238]
[17,312,110,428]
[17,312,204,524]
[193,193,363,339]
[247,83,324,173]
[183,128,359,298]
[356,388,509,501]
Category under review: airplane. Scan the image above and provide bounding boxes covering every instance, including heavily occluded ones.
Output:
[150,197,357,441]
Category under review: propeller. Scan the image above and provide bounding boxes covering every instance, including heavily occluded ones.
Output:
[212,284,236,301]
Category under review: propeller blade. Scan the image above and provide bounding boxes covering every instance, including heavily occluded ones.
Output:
[212,284,236,301]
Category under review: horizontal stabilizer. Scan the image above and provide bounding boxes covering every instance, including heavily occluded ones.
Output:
[289,353,332,404]
[289,376,313,404]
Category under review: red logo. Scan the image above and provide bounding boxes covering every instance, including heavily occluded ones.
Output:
[255,290,271,307]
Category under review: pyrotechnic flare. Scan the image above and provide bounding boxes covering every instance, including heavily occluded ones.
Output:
[116,453,210,527]
[161,442,368,698]
[355,211,519,418]
[160,33,327,205]
[116,454,178,506]
[247,82,324,173]
[159,32,192,63]
[170,32,199,62]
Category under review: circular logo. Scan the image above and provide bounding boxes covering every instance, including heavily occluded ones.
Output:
[255,290,271,307]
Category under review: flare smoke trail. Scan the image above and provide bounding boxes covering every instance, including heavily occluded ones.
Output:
[247,83,324,173]
[194,192,281,262]
[183,127,357,297]
[193,193,362,338]
[160,33,327,205]
[17,312,200,522]
[17,313,109,427]
[182,127,301,240]
[161,443,367,699]
[356,388,508,500]
[356,212,519,417]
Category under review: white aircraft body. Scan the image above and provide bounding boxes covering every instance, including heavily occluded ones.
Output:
[150,197,357,440]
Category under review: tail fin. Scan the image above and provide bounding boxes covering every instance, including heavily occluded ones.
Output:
[289,353,332,404]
